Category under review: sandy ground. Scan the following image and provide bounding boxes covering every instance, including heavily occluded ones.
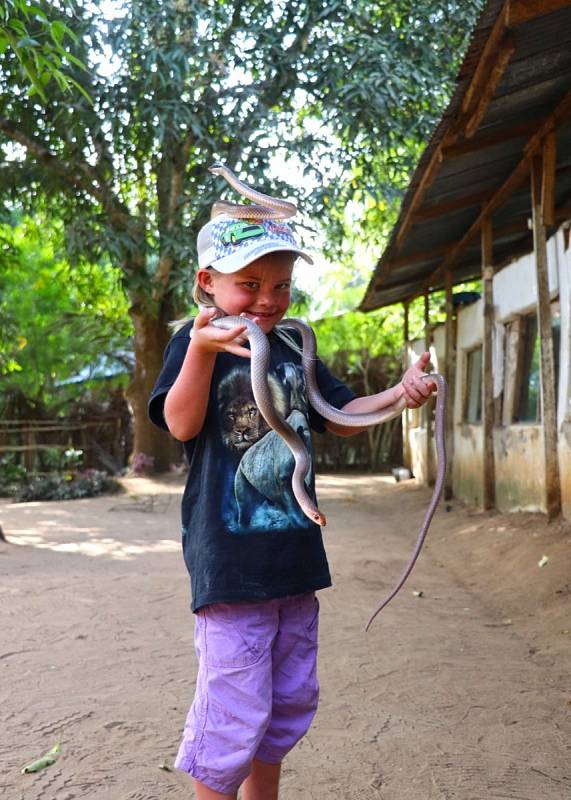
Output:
[1,473,570,800]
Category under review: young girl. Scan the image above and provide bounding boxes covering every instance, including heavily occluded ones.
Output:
[148,213,434,800]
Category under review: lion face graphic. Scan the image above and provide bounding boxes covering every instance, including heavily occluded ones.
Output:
[217,366,288,453]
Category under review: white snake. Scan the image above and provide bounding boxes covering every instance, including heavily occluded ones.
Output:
[208,163,448,628]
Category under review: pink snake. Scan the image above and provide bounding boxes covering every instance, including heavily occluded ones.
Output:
[209,164,448,628]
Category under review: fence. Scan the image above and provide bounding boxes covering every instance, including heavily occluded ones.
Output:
[0,412,132,474]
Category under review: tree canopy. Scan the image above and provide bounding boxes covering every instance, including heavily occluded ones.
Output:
[0,0,88,100]
[0,0,484,467]
[0,214,132,410]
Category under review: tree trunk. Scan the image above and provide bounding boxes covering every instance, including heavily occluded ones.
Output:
[126,306,181,472]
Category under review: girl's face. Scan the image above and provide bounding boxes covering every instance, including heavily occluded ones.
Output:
[197,252,294,334]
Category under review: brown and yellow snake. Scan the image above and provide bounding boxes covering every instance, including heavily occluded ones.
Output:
[208,163,448,628]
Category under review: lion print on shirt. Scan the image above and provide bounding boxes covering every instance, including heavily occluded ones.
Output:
[216,363,314,533]
[218,367,287,452]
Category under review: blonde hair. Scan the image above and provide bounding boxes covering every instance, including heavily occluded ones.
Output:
[168,269,216,333]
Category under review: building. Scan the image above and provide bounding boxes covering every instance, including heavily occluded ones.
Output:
[359,0,571,520]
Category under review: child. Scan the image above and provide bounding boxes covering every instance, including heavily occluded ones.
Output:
[148,214,434,800]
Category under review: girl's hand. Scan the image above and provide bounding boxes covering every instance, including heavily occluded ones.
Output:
[397,351,437,409]
[190,307,251,359]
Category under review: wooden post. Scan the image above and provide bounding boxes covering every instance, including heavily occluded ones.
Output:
[403,302,411,470]
[542,131,557,227]
[481,218,496,510]
[424,291,434,486]
[531,154,561,519]
[444,271,456,500]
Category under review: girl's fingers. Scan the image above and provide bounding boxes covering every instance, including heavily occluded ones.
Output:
[403,378,431,407]
[415,379,432,397]
[224,344,252,359]
[218,324,247,341]
[194,307,217,328]
[404,378,427,397]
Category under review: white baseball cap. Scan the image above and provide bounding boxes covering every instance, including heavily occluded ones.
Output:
[197,214,314,273]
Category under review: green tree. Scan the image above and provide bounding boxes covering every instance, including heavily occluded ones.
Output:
[0,214,132,409]
[313,308,406,469]
[0,0,483,469]
[0,0,88,100]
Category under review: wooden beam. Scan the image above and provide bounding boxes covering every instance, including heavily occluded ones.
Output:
[394,5,513,251]
[374,2,568,294]
[424,291,434,487]
[442,120,538,158]
[444,271,456,501]
[424,161,531,290]
[422,87,571,293]
[402,302,411,471]
[461,3,509,115]
[556,204,571,222]
[395,147,444,252]
[502,317,522,426]
[531,155,561,519]
[411,189,493,223]
[465,36,515,139]
[508,0,571,27]
[541,131,557,226]
[481,218,496,511]
[374,244,449,289]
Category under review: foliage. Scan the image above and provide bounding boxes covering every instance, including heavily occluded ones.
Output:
[312,307,406,470]
[0,214,132,409]
[0,453,27,484]
[11,469,121,502]
[0,0,89,100]
[0,0,484,465]
[0,0,484,307]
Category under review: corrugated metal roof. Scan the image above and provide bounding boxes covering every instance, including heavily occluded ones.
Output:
[360,0,571,312]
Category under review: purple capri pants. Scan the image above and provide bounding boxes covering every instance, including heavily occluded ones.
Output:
[174,592,320,795]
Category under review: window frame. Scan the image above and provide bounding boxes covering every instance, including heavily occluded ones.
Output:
[462,344,483,424]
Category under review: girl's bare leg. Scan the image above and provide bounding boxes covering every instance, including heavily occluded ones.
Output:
[193,779,236,800]
[241,759,281,800]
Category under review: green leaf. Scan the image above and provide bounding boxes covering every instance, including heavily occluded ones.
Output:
[50,20,67,47]
[21,744,61,774]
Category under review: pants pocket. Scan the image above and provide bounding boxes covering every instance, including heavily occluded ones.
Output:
[202,603,269,668]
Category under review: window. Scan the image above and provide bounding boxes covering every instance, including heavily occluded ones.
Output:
[553,313,561,396]
[515,315,540,422]
[464,346,482,423]
[513,311,561,424]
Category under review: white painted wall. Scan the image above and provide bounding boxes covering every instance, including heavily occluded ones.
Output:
[404,227,571,519]
[493,236,560,321]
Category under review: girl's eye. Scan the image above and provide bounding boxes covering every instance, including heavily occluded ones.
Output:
[277,283,291,290]
[243,282,259,289]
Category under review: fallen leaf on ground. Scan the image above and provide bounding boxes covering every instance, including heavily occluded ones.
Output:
[21,744,61,774]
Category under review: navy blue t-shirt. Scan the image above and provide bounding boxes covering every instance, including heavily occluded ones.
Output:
[148,320,355,612]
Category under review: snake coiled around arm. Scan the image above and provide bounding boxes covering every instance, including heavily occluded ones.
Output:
[212,315,448,629]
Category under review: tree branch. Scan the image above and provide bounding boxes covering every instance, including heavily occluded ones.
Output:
[0,115,131,229]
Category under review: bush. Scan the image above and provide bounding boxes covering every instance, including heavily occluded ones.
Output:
[14,470,122,502]
[0,455,28,497]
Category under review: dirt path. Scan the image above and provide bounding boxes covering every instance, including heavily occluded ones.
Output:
[1,474,569,800]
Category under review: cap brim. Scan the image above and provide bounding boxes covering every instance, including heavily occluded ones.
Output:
[212,241,314,273]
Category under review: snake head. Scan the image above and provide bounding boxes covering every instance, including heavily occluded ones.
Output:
[208,162,225,176]
[313,511,327,527]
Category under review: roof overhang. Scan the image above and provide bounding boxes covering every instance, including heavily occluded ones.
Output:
[360,0,571,311]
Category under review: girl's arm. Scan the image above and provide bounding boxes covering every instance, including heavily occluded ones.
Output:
[164,307,250,441]
[325,351,436,437]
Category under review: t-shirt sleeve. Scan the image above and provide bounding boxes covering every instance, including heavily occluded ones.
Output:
[308,358,357,433]
[148,322,193,432]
